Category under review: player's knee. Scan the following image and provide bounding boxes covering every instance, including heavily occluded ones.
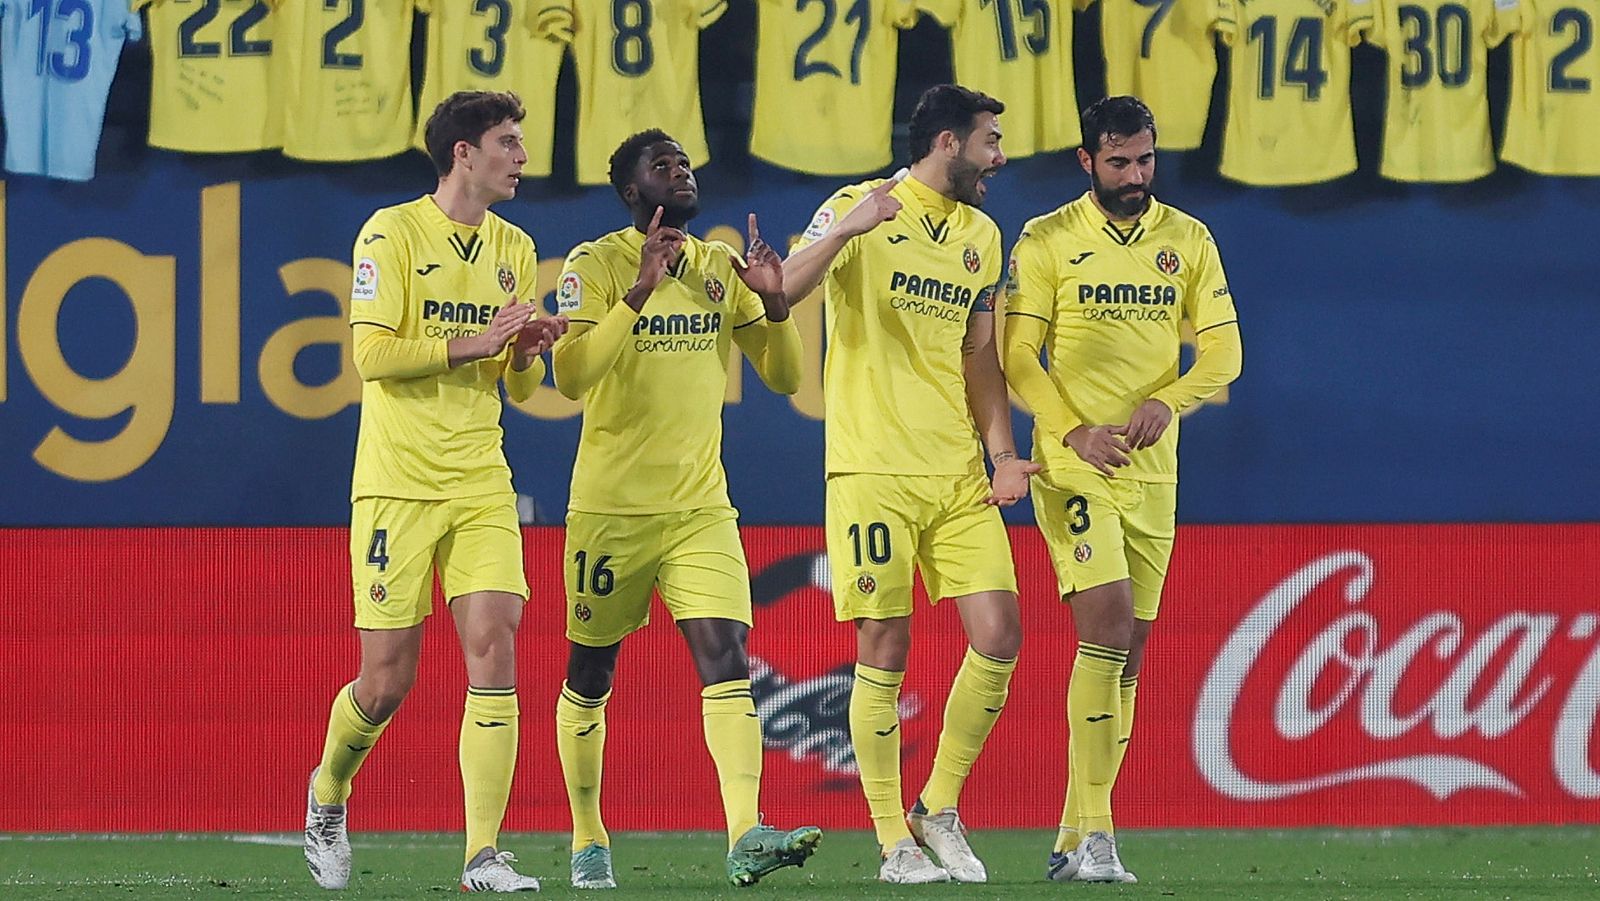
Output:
[972,624,1022,662]
[566,642,620,698]
[356,671,415,722]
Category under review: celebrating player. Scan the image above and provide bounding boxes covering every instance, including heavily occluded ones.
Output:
[549,130,822,889]
[303,91,567,893]
[781,84,1037,884]
[1002,96,1243,883]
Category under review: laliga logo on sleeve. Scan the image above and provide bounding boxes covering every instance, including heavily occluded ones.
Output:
[558,273,582,312]
[1192,550,1600,803]
[353,258,379,301]
[803,208,835,241]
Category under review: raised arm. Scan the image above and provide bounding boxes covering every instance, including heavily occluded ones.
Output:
[781,176,904,305]
[730,213,802,394]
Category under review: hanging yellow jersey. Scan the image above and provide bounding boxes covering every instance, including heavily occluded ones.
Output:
[1503,0,1600,175]
[569,0,725,185]
[348,196,538,500]
[793,176,1003,477]
[556,228,794,513]
[915,0,1089,159]
[137,0,282,152]
[274,0,417,161]
[1369,0,1517,181]
[749,0,918,174]
[413,0,573,176]
[1216,0,1374,185]
[1099,0,1220,150]
[1005,194,1237,483]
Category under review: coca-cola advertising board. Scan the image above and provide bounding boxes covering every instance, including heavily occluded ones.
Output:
[1,525,1594,831]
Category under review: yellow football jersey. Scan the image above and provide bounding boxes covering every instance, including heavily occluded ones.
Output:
[138,0,282,152]
[274,0,416,161]
[1099,0,1220,150]
[917,0,1091,159]
[1005,193,1237,483]
[749,0,918,174]
[1216,0,1374,185]
[412,0,573,177]
[555,228,788,514]
[1503,0,1600,175]
[348,196,538,500]
[569,0,726,185]
[1369,0,1517,181]
[794,176,1003,477]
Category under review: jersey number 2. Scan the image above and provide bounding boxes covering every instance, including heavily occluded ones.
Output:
[1549,8,1594,93]
[322,0,365,70]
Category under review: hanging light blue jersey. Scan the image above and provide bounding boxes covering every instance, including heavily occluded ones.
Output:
[1,0,142,181]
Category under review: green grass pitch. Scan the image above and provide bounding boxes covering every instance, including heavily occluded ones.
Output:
[2,829,1596,899]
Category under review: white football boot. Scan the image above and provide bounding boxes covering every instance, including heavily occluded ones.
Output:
[908,806,987,883]
[1074,831,1138,884]
[303,768,352,890]
[878,837,951,884]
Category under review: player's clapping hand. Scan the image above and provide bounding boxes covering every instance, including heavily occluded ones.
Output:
[636,206,687,297]
[734,213,789,318]
[513,309,569,358]
[836,172,904,239]
[985,455,1043,507]
[476,300,539,359]
[1118,399,1174,450]
[1064,425,1132,478]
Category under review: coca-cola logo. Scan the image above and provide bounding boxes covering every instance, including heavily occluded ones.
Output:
[1195,550,1600,802]
[747,551,923,774]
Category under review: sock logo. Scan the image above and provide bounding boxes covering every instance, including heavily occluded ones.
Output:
[984,707,1002,713]
[1086,713,1114,723]
[874,724,899,737]
[575,723,600,737]
[475,720,510,728]
[346,743,371,752]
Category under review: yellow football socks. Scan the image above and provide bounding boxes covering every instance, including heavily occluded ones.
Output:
[556,682,611,852]
[920,647,1017,812]
[1067,642,1128,836]
[701,679,763,847]
[850,663,910,848]
[313,681,391,806]
[460,687,519,865]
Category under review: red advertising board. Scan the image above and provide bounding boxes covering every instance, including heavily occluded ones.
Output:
[1,525,1595,832]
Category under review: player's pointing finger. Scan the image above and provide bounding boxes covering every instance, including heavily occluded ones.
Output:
[648,205,664,234]
[748,212,761,243]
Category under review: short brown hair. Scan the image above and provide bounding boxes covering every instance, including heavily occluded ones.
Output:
[423,91,526,177]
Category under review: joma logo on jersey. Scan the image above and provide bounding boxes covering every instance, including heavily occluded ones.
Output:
[888,272,974,307]
[422,299,500,323]
[1077,284,1178,306]
[633,312,722,336]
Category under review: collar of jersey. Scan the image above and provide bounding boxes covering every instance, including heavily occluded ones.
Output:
[1073,191,1166,243]
[900,174,960,219]
[420,194,485,235]
[616,224,697,276]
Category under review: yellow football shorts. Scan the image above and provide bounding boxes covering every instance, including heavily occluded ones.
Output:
[563,506,752,647]
[1032,473,1176,621]
[349,493,528,630]
[826,472,1018,621]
